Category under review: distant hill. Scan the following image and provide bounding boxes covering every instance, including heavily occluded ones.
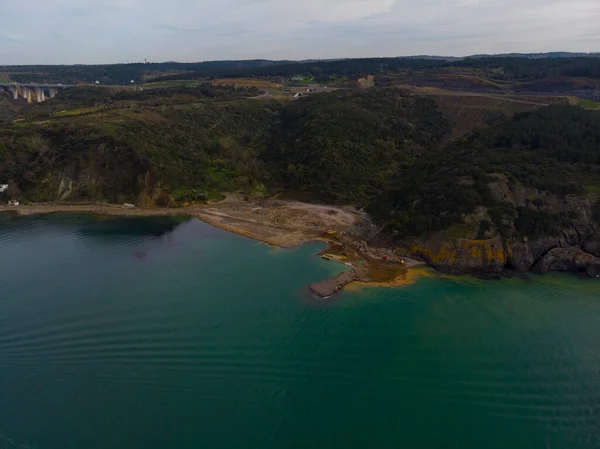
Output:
[0,60,295,85]
[469,52,600,59]
[399,55,463,61]
[2,52,600,86]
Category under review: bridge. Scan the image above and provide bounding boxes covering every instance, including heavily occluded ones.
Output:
[0,83,73,103]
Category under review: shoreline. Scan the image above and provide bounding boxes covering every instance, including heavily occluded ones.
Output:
[0,202,426,297]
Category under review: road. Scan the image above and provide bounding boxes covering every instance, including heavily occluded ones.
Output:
[251,89,269,99]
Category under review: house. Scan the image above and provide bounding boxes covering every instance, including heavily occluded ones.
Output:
[0,184,8,193]
[291,76,305,81]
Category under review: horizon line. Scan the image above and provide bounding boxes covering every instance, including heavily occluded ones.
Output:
[2,51,600,67]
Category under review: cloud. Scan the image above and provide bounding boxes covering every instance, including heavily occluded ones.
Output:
[0,35,22,45]
[0,0,598,63]
[152,24,206,33]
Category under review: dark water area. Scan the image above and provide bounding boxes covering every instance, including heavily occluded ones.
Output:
[1,213,600,449]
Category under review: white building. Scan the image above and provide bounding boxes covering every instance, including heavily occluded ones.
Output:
[0,184,8,193]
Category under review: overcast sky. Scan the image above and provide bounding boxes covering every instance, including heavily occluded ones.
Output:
[1,0,599,65]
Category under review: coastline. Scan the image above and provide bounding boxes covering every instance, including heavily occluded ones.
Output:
[1,202,425,297]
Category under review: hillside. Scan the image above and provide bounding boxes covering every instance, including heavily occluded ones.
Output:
[369,106,600,275]
[1,85,600,277]
[265,89,449,204]
[3,55,600,98]
[0,84,277,205]
[0,60,292,85]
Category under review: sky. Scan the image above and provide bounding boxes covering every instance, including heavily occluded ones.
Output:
[0,0,599,65]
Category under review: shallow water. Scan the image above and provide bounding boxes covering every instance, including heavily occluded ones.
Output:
[1,213,599,449]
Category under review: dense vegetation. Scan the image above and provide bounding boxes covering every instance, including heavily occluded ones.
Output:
[148,58,444,83]
[369,106,600,238]
[0,84,276,204]
[0,60,290,85]
[265,90,449,204]
[147,56,600,87]
[453,57,600,81]
[2,83,600,247]
[3,54,600,88]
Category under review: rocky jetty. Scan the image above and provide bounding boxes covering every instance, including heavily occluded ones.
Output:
[309,269,359,298]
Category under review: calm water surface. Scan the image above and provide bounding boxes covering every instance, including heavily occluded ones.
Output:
[1,213,599,449]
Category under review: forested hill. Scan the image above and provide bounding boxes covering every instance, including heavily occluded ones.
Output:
[0,60,293,85]
[0,84,277,204]
[2,54,600,86]
[1,85,600,276]
[147,56,600,84]
[369,106,600,236]
[264,90,449,204]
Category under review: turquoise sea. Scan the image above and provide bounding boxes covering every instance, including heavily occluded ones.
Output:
[1,213,599,449]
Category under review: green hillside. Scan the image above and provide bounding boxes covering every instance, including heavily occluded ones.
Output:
[2,84,600,275]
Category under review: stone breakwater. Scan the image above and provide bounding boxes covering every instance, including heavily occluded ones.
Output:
[309,270,360,298]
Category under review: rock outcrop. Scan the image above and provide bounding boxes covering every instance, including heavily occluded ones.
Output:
[583,235,600,258]
[532,246,600,276]
[410,235,506,274]
[409,233,600,277]
[507,240,535,272]
[401,179,600,278]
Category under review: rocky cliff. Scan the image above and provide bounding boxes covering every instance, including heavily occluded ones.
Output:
[402,176,600,277]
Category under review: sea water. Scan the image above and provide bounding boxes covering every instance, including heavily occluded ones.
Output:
[1,213,599,449]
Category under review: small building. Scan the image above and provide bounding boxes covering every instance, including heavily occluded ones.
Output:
[0,184,8,193]
[291,76,305,81]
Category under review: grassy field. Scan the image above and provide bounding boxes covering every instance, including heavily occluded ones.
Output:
[54,107,104,117]
[211,78,282,89]
[435,95,538,138]
[577,98,599,109]
[395,86,545,138]
[141,80,204,89]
